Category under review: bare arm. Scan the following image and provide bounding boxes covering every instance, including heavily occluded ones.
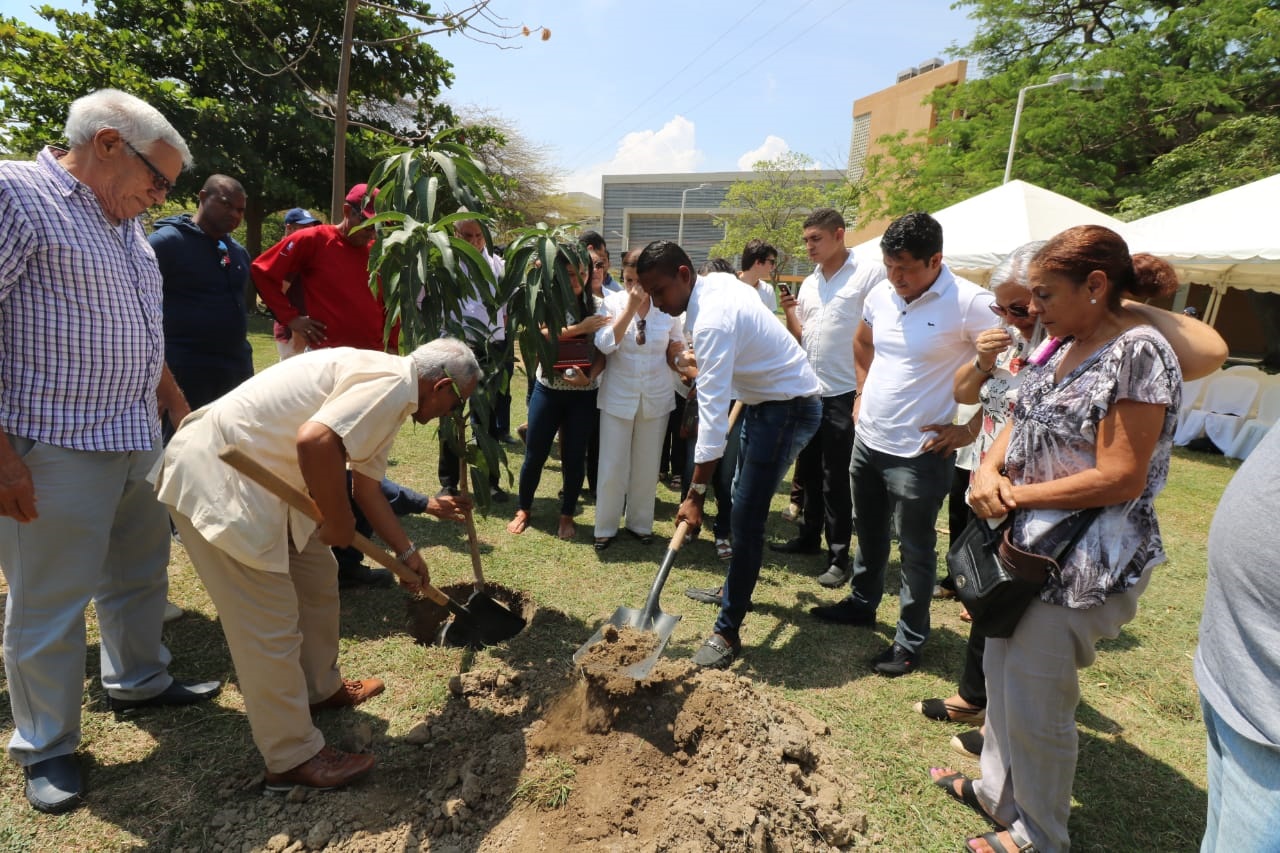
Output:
[1122,300,1228,381]
[0,427,37,522]
[157,362,191,430]
[296,421,355,547]
[954,327,1015,404]
[852,320,874,422]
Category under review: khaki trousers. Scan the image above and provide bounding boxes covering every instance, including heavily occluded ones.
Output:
[172,513,342,772]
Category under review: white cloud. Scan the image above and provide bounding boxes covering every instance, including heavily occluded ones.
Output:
[737,135,790,170]
[561,115,704,196]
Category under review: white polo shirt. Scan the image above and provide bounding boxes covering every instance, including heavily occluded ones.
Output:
[857,264,996,458]
[685,272,820,463]
[795,251,886,396]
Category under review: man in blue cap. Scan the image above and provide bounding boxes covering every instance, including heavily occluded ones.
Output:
[273,208,323,360]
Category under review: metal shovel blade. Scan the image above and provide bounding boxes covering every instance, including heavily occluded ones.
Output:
[572,604,682,680]
[464,589,527,645]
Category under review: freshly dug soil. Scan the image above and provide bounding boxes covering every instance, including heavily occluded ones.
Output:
[171,596,867,852]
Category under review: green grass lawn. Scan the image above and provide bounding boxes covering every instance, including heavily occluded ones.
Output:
[0,316,1233,851]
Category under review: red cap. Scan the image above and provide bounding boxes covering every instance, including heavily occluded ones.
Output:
[344,183,379,217]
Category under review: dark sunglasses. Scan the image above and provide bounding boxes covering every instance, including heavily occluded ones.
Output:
[636,317,647,346]
[989,301,1031,319]
[122,140,173,194]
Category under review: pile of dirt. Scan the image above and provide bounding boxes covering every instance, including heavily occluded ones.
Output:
[168,595,868,852]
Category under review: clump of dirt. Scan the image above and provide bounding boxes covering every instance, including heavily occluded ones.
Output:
[172,600,867,852]
[407,582,532,647]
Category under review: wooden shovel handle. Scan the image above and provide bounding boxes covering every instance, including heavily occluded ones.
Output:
[457,462,486,591]
[216,446,451,609]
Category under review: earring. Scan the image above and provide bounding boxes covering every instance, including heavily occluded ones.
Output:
[1090,298,1097,304]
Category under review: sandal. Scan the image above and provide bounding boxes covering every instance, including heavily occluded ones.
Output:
[951,728,985,758]
[594,536,614,551]
[623,528,653,545]
[684,587,753,611]
[691,633,739,669]
[714,537,732,560]
[929,769,1001,826]
[916,697,986,725]
[967,829,1037,852]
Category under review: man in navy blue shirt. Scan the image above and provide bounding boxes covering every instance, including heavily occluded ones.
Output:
[150,174,254,412]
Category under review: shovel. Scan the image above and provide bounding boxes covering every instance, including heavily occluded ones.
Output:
[572,520,690,680]
[217,446,525,648]
[452,460,530,645]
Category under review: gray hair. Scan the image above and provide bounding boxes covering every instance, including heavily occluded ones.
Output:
[408,338,481,388]
[989,240,1047,290]
[65,88,193,168]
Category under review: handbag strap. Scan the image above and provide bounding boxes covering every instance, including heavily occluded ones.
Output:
[1044,506,1103,562]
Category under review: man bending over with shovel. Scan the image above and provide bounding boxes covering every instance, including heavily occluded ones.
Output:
[637,241,821,669]
[151,338,478,791]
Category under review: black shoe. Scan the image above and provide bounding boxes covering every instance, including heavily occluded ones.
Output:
[871,642,919,677]
[435,486,459,499]
[489,486,509,504]
[809,597,876,626]
[769,537,821,555]
[23,755,84,814]
[108,679,222,714]
[338,564,395,590]
[498,434,520,446]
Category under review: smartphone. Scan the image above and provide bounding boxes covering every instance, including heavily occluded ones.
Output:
[778,283,791,298]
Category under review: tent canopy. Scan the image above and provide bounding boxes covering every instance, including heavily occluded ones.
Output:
[851,179,1125,284]
[1121,173,1280,296]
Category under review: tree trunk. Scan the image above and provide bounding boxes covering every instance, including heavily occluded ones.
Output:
[331,0,358,220]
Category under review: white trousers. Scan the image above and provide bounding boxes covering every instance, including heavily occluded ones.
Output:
[593,410,667,537]
[0,438,172,765]
[975,569,1151,852]
[172,512,341,772]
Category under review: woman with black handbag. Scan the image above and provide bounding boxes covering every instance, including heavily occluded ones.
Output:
[932,226,1185,853]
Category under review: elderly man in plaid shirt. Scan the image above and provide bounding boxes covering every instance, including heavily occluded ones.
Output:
[0,89,221,815]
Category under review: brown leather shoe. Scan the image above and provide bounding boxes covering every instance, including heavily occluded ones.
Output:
[264,746,375,792]
[310,678,385,712]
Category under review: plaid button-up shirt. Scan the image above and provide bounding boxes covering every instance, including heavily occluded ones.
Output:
[0,147,164,452]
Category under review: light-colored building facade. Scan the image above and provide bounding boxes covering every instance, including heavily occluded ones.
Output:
[846,58,967,245]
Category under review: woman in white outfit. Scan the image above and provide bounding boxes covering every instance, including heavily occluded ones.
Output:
[591,250,685,550]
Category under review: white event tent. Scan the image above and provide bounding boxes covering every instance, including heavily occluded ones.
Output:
[850,179,1125,283]
[1120,173,1280,325]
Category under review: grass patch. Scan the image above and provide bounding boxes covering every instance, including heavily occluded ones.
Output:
[510,755,576,811]
[0,314,1234,850]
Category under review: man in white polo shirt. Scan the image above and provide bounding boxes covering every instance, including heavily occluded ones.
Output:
[638,241,821,670]
[775,208,885,588]
[812,212,995,676]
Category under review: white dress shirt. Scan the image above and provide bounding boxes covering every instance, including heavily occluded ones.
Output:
[594,290,683,421]
[685,272,820,463]
[857,264,997,458]
[795,251,885,396]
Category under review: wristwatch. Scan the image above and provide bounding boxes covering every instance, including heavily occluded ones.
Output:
[395,542,417,563]
[688,482,708,497]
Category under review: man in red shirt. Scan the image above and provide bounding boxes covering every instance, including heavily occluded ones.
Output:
[253,184,388,352]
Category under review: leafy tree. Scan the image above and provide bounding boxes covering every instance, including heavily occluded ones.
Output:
[709,152,858,271]
[0,0,457,255]
[858,0,1280,220]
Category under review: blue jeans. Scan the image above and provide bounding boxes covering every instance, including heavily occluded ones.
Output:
[1201,694,1280,852]
[685,412,743,540]
[518,381,597,516]
[713,396,821,642]
[846,437,953,654]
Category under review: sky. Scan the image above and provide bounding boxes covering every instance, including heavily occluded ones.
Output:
[0,0,980,196]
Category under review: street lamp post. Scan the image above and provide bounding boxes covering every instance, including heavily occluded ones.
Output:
[1003,72,1105,184]
[677,182,709,245]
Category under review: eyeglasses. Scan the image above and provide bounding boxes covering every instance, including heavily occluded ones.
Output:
[122,140,173,194]
[636,317,647,346]
[989,301,1031,319]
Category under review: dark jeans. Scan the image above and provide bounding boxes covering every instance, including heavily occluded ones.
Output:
[684,412,742,540]
[959,623,987,707]
[518,381,597,516]
[333,475,430,570]
[164,361,253,441]
[494,352,515,436]
[793,390,856,569]
[661,392,688,479]
[712,396,821,643]
[845,437,954,654]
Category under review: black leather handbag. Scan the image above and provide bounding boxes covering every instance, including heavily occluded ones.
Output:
[947,508,1101,638]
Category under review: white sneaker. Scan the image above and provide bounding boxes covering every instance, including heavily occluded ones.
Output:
[816,565,851,588]
[163,600,184,623]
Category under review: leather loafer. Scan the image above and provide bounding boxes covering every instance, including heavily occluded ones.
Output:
[109,678,222,714]
[809,597,876,626]
[264,745,375,792]
[310,678,385,712]
[24,754,84,814]
[769,537,821,555]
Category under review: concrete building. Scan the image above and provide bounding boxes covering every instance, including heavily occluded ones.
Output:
[846,58,967,245]
[601,170,844,272]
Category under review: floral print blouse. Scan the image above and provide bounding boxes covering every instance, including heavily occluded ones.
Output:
[1003,326,1181,609]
